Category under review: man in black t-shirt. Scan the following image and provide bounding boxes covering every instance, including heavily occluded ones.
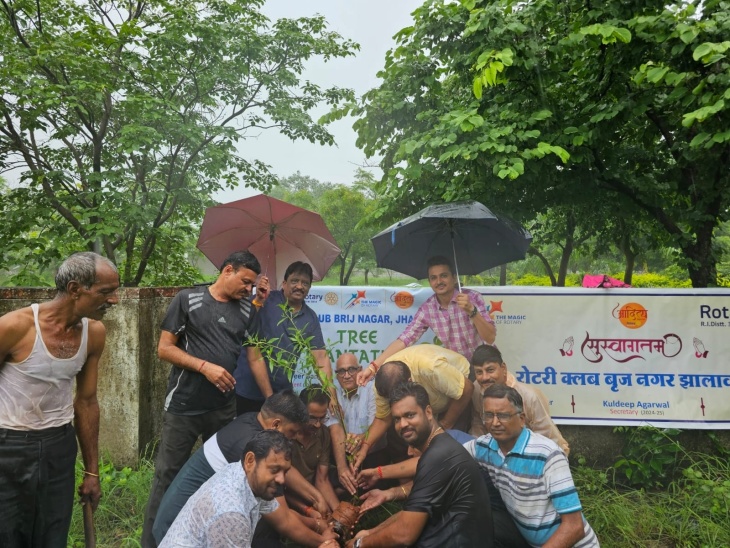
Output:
[349,382,493,548]
[143,250,268,547]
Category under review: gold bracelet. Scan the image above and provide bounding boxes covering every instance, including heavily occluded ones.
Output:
[83,470,100,477]
[400,485,408,499]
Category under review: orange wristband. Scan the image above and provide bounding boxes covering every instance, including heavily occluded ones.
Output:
[377,466,384,479]
[198,361,207,372]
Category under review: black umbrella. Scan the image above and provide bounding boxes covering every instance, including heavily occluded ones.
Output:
[371,200,531,281]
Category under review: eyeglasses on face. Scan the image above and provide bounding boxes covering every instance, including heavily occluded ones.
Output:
[335,366,361,377]
[308,415,326,425]
[483,411,520,423]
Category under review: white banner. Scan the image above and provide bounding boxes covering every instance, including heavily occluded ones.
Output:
[306,286,730,429]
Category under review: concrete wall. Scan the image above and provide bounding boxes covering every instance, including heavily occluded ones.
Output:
[2,287,728,467]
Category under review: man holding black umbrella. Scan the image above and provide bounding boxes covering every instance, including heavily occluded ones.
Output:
[358,255,495,387]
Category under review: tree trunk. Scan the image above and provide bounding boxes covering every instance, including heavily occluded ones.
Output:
[527,247,557,286]
[556,243,572,287]
[617,229,636,285]
[623,253,635,286]
[684,223,717,287]
[556,212,577,287]
[343,258,357,286]
[364,268,370,284]
[339,256,346,286]
[499,264,506,286]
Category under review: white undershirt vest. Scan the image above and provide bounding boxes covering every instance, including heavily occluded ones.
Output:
[0,304,89,430]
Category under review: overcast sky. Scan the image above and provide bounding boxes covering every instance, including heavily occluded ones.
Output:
[214,0,423,203]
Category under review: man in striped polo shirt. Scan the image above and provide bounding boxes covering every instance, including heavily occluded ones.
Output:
[464,384,599,547]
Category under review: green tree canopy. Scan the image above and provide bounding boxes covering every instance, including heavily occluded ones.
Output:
[0,0,357,285]
[338,0,729,287]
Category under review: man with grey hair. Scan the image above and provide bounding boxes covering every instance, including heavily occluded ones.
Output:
[0,251,120,547]
[464,384,599,548]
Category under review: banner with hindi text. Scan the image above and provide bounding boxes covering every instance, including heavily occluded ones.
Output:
[305,286,730,429]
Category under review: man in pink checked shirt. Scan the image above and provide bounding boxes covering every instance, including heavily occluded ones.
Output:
[358,255,495,387]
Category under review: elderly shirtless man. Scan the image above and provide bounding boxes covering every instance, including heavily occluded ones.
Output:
[0,252,120,547]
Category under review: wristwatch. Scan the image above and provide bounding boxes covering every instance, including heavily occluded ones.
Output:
[469,306,479,318]
[354,539,363,548]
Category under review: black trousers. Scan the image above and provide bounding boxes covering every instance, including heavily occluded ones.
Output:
[0,424,77,548]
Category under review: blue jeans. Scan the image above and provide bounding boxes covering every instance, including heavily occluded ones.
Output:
[0,424,77,548]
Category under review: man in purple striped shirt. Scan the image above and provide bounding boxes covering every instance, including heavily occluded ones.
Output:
[359,256,495,387]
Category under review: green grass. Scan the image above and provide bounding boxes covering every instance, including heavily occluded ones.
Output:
[67,447,730,547]
[575,444,730,548]
[67,456,153,548]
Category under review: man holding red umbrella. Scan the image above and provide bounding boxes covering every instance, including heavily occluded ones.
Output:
[235,261,334,414]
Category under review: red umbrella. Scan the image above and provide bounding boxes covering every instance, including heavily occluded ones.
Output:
[196,194,341,288]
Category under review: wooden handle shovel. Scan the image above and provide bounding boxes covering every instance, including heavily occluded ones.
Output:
[83,502,96,548]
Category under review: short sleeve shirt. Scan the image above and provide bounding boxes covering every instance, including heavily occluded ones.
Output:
[463,429,598,547]
[204,412,264,471]
[291,426,331,484]
[235,290,325,400]
[335,380,376,435]
[159,462,278,548]
[161,288,256,414]
[375,345,469,419]
[404,433,493,548]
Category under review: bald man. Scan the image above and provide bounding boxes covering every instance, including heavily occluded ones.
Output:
[352,345,474,472]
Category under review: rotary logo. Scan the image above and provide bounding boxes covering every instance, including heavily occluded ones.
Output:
[324,292,338,306]
[612,302,648,329]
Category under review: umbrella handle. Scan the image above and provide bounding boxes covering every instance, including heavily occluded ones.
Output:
[451,230,462,292]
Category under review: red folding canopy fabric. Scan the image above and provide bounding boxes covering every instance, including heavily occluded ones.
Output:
[197,194,341,288]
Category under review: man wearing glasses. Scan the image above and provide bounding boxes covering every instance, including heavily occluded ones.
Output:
[464,385,599,548]
[327,353,388,496]
[235,262,334,414]
[469,344,569,455]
